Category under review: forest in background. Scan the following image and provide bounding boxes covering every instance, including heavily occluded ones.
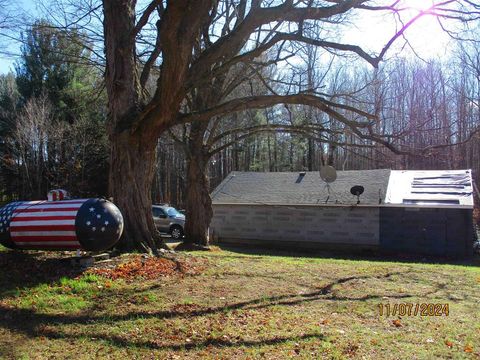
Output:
[156,53,480,208]
[1,0,480,251]
[0,20,479,210]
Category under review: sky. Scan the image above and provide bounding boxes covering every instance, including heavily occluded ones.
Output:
[0,0,36,74]
[348,6,453,61]
[0,57,15,75]
[0,0,455,75]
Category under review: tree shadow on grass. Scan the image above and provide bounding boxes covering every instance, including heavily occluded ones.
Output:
[0,253,453,357]
[40,328,326,352]
[0,250,86,299]
[216,244,480,267]
[0,270,435,339]
[0,272,368,357]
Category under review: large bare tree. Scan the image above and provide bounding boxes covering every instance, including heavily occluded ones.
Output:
[101,0,479,253]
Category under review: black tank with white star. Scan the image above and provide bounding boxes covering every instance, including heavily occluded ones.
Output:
[75,198,124,251]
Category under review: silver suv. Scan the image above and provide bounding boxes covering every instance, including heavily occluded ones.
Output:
[152,205,185,240]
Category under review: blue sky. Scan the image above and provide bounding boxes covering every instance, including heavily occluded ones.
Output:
[0,52,20,74]
[0,0,37,74]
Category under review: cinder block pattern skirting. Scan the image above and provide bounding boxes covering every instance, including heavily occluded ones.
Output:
[211,204,474,258]
[211,204,380,246]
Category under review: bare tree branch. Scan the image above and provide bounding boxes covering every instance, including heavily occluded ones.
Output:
[179,94,377,126]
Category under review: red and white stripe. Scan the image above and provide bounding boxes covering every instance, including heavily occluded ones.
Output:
[10,199,87,249]
[48,189,68,201]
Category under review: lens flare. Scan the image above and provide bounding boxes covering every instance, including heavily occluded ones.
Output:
[400,0,435,12]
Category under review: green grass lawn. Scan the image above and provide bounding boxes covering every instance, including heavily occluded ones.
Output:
[0,245,479,359]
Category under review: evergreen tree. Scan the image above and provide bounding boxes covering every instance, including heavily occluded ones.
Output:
[0,20,108,200]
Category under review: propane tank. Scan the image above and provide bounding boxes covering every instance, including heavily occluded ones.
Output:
[0,191,123,251]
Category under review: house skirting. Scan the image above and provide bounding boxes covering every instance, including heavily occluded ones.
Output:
[210,203,474,258]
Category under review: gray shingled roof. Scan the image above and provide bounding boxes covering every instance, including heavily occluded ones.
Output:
[211,169,391,205]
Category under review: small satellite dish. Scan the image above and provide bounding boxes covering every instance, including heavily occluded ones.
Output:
[320,166,337,183]
[350,185,365,204]
[350,185,364,196]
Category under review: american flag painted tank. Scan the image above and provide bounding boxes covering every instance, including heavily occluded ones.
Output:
[0,198,123,251]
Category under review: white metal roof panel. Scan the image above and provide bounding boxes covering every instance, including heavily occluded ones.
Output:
[385,169,473,208]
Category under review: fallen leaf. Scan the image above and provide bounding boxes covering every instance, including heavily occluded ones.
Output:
[464,344,473,353]
[344,343,359,356]
[392,319,402,327]
[320,319,330,325]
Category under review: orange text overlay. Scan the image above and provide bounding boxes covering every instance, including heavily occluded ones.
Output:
[378,303,449,317]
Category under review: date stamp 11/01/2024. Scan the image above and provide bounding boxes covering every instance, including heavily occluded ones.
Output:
[378,303,449,317]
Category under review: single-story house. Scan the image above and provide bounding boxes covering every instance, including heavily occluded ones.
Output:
[210,169,475,258]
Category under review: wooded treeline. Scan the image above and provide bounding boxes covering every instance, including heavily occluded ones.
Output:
[153,55,480,208]
[0,1,479,249]
[0,21,108,202]
[1,21,480,208]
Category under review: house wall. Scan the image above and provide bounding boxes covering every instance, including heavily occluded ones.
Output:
[211,204,474,258]
[379,207,474,258]
[210,204,380,247]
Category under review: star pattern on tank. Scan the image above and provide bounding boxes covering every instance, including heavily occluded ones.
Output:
[0,203,19,234]
[80,201,122,235]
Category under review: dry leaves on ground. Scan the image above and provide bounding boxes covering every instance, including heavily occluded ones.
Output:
[87,255,204,280]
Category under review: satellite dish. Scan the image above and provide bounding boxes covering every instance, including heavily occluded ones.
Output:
[350,185,365,204]
[350,185,364,196]
[320,166,337,183]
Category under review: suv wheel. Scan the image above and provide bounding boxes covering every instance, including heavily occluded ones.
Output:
[170,225,184,240]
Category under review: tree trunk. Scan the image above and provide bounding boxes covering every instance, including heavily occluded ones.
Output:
[184,153,212,246]
[307,138,314,171]
[109,130,162,253]
[103,0,163,253]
